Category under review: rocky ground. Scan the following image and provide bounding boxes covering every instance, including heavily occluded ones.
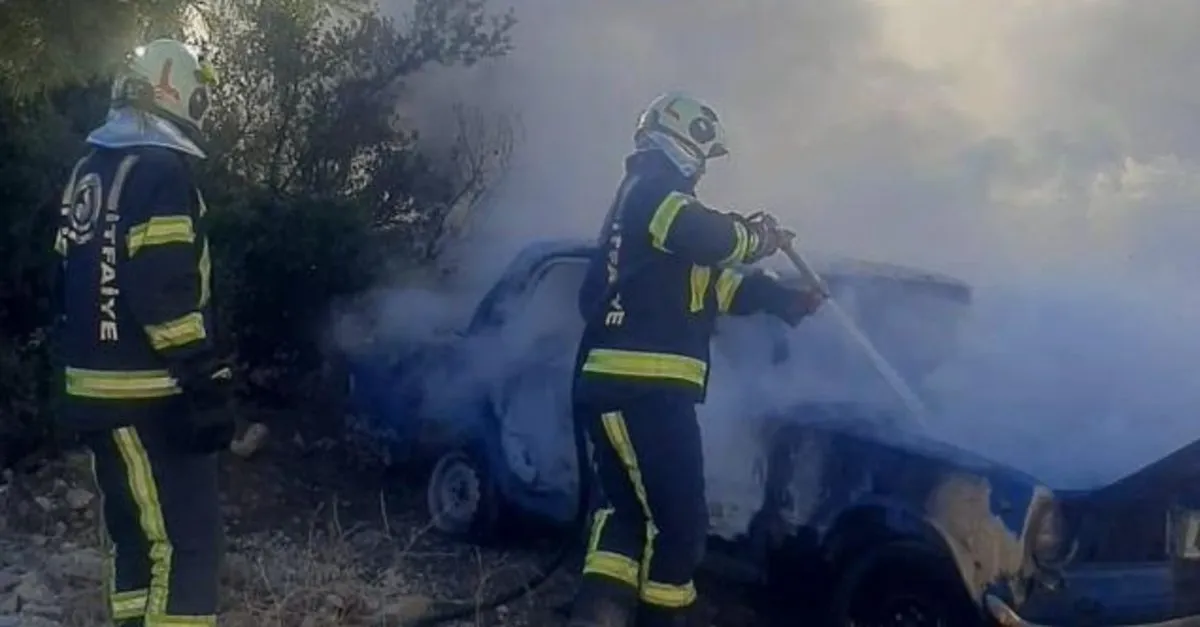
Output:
[0,420,781,627]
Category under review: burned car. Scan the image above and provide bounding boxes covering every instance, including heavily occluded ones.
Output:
[345,239,1200,626]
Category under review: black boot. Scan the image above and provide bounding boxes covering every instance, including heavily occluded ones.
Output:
[566,579,638,627]
[635,599,710,627]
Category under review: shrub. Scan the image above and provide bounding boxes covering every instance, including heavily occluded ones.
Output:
[0,0,517,466]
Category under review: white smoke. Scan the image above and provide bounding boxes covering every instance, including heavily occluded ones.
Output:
[350,0,1200,494]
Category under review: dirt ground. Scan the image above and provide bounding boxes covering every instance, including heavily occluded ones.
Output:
[0,419,795,627]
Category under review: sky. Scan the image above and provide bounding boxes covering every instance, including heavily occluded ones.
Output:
[373,0,1200,488]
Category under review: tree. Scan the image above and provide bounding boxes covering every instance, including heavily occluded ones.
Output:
[0,0,194,97]
[0,0,520,462]
[194,0,517,399]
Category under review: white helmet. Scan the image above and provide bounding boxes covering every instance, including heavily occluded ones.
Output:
[112,38,217,136]
[634,92,728,179]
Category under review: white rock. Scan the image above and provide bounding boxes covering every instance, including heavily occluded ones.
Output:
[0,571,20,593]
[24,603,63,619]
[378,595,433,622]
[46,549,103,581]
[64,488,93,510]
[14,573,52,604]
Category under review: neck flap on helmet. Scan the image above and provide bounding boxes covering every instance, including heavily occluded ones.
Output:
[86,107,207,159]
[636,129,705,181]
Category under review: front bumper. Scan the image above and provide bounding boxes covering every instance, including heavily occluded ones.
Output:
[987,595,1200,627]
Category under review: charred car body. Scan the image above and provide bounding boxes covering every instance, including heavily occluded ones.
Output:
[345,239,1200,626]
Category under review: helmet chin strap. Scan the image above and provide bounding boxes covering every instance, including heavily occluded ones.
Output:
[637,130,705,181]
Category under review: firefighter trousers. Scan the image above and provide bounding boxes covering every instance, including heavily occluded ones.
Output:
[577,393,707,626]
[82,415,221,627]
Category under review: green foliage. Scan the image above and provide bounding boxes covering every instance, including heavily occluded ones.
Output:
[207,191,382,403]
[0,86,109,464]
[0,0,192,97]
[0,0,517,465]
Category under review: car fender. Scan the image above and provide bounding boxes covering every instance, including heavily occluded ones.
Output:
[820,499,982,603]
[761,420,1041,604]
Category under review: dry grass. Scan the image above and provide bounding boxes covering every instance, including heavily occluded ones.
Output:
[218,523,438,625]
[2,455,556,627]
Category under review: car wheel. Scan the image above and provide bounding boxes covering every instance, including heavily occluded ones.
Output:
[829,542,980,627]
[426,448,499,540]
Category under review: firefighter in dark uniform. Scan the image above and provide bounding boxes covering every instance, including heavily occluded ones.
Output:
[566,92,828,627]
[53,39,231,627]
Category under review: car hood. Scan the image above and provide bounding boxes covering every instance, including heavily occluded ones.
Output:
[1088,437,1200,504]
[775,405,1045,486]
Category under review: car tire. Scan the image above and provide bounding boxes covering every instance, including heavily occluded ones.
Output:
[426,448,500,541]
[828,541,981,627]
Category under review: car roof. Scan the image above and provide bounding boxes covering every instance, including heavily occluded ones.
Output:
[511,237,972,302]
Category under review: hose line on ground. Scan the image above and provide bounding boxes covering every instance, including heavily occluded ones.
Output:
[407,411,591,626]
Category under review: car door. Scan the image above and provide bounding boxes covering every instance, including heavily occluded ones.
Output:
[702,317,781,540]
[489,256,590,496]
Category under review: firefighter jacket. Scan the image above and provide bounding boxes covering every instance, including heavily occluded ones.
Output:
[53,145,215,431]
[574,149,797,406]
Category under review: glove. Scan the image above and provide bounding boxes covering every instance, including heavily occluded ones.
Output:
[168,354,237,453]
[740,211,790,264]
[771,285,827,327]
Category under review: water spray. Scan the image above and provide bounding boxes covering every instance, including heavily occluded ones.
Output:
[777,231,931,428]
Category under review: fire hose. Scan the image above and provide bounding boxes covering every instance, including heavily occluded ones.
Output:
[406,402,593,626]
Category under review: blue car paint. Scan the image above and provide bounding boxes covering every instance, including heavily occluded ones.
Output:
[347,238,1200,626]
[745,409,1043,595]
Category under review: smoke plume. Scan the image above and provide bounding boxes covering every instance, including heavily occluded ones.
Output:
[352,0,1200,491]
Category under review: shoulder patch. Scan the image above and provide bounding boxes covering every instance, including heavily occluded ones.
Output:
[67,173,103,245]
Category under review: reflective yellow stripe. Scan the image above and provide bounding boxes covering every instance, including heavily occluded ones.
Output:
[582,349,707,386]
[599,411,658,589]
[689,265,711,313]
[715,269,744,313]
[54,229,69,256]
[641,579,698,608]
[145,311,206,351]
[112,428,174,618]
[146,615,217,627]
[127,216,196,257]
[648,191,692,252]
[599,413,644,509]
[719,220,752,265]
[108,155,138,216]
[111,589,149,619]
[583,506,646,587]
[65,367,180,399]
[583,551,641,587]
[196,191,212,309]
[588,507,613,553]
[198,238,211,308]
[91,450,122,621]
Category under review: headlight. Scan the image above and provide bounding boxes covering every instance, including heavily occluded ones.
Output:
[1029,500,1076,567]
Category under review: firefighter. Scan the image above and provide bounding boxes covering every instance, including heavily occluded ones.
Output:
[567,92,828,627]
[53,38,231,627]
